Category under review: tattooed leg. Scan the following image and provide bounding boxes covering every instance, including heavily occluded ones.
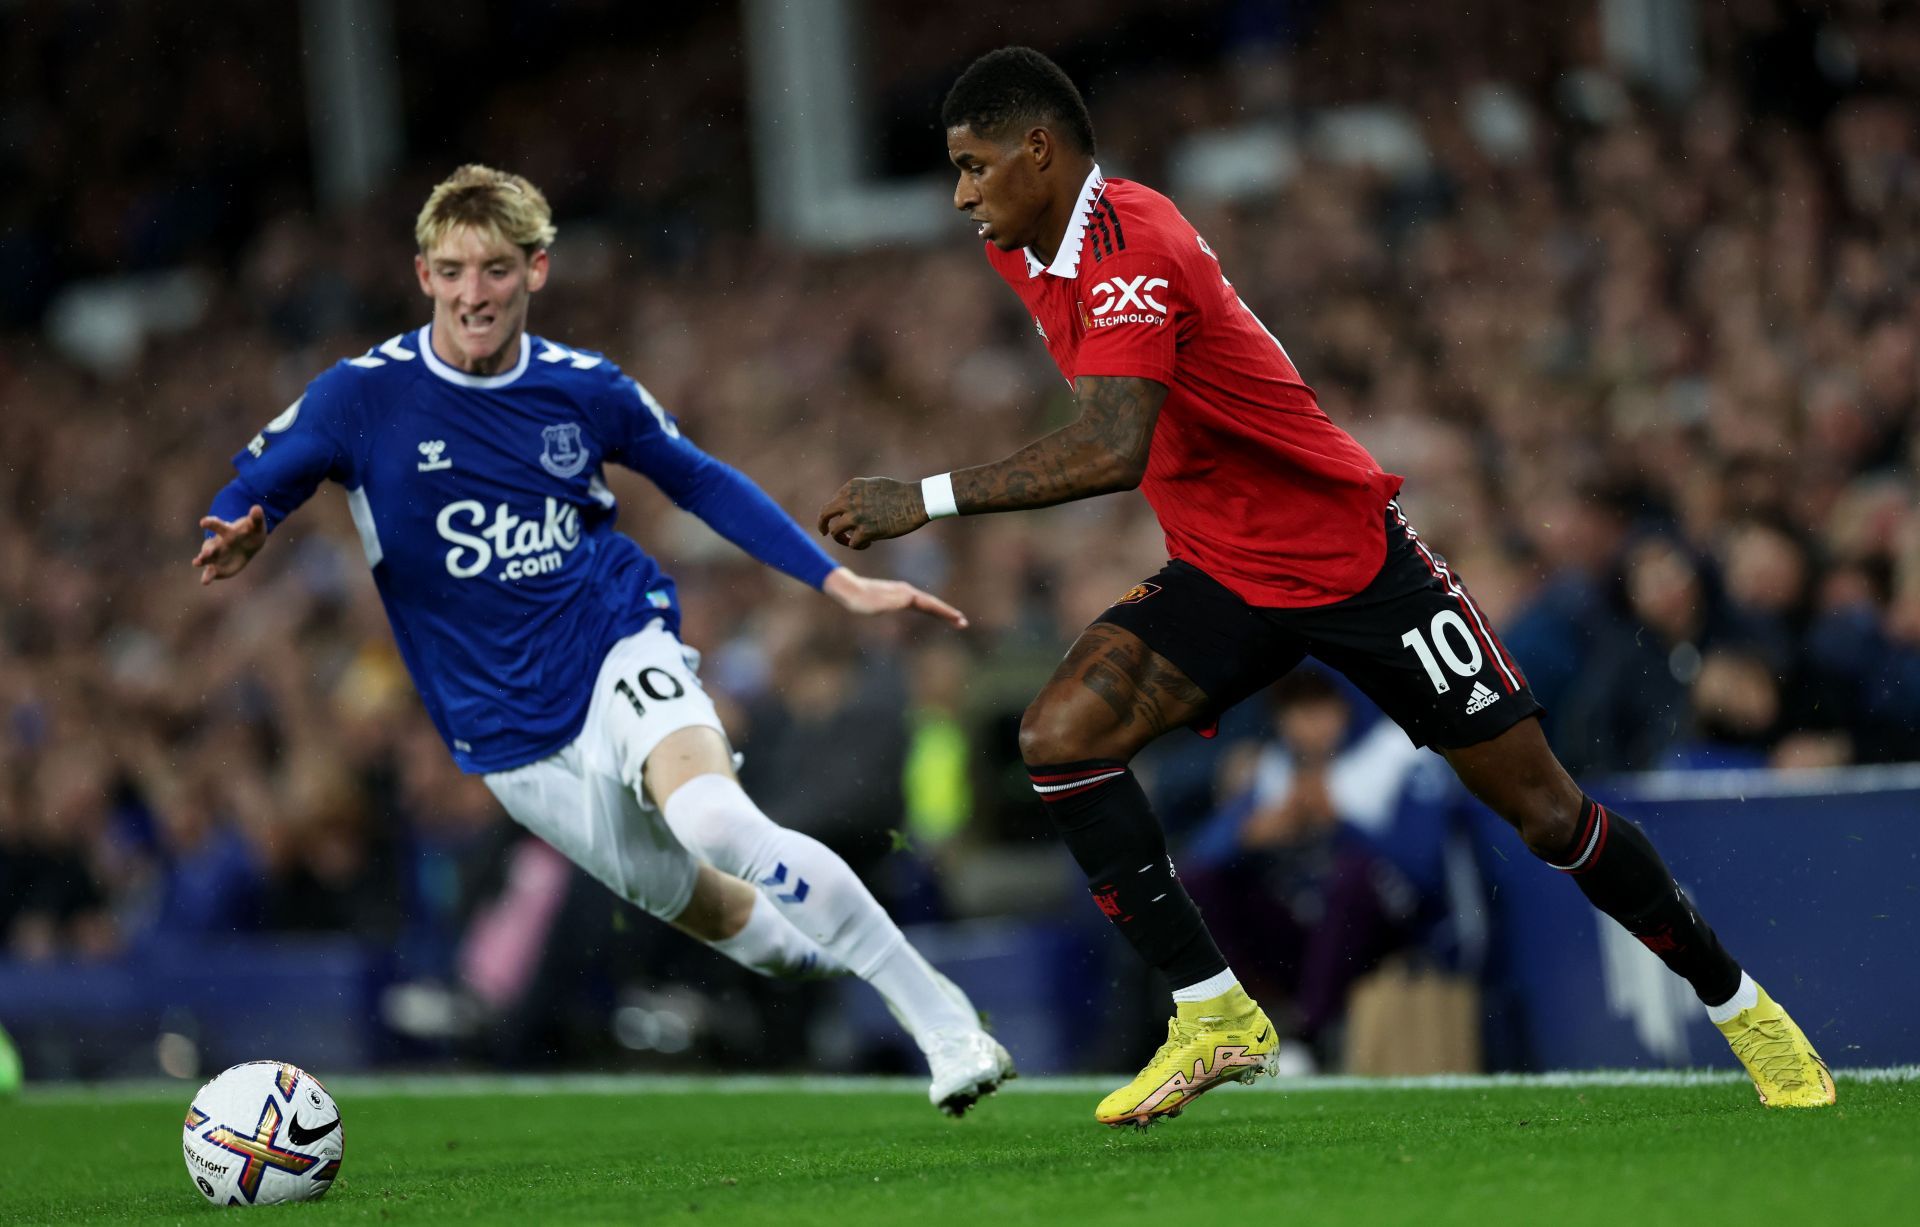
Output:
[1019,622,1230,989]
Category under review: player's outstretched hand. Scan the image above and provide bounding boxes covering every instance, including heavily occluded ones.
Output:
[823,568,968,630]
[192,505,267,585]
[817,477,928,550]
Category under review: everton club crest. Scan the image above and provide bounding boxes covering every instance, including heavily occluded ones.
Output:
[539,422,589,478]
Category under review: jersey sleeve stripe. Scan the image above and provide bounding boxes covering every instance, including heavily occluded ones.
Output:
[1098,197,1127,251]
[345,486,383,568]
[1089,214,1112,263]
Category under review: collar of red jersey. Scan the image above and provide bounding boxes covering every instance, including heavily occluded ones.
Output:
[1024,164,1106,280]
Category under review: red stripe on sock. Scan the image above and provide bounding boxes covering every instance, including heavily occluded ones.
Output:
[1569,804,1612,876]
[1549,800,1600,872]
[1028,767,1125,784]
[1036,777,1123,802]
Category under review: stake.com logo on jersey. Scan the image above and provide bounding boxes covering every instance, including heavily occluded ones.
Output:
[1080,275,1170,329]
[436,497,583,582]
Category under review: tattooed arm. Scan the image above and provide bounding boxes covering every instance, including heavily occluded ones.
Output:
[951,375,1167,512]
[816,375,1167,549]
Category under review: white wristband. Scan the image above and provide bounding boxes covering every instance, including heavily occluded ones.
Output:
[920,472,959,520]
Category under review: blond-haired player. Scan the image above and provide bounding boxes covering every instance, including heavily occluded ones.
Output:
[195,165,1014,1113]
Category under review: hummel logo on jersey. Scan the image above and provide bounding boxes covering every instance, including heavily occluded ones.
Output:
[1465,681,1500,714]
[417,440,453,471]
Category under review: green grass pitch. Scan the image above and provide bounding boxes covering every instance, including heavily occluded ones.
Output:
[2,1071,1915,1226]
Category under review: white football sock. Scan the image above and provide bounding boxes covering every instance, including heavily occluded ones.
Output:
[662,774,956,1039]
[708,890,844,980]
[1171,968,1241,1004]
[1705,971,1760,1023]
[865,939,977,1046]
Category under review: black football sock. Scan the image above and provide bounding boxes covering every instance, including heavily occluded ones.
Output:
[1028,761,1229,990]
[1546,796,1743,1006]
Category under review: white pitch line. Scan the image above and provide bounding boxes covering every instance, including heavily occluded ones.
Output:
[17,1066,1917,1106]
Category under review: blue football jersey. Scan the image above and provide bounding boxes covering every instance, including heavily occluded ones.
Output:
[218,325,836,773]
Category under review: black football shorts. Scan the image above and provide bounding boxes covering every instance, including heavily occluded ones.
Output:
[1094,500,1542,749]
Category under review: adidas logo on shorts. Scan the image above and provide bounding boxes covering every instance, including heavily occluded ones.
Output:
[1465,681,1500,714]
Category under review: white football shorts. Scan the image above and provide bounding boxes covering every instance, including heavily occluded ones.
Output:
[481,619,728,922]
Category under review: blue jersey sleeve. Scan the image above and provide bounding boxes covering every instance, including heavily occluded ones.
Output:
[222,368,358,531]
[601,373,837,589]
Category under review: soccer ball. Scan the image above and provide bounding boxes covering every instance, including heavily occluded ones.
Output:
[181,1061,344,1206]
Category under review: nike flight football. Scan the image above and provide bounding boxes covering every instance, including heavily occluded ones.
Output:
[181,1061,344,1205]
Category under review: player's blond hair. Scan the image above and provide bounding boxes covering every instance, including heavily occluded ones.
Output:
[415,164,557,255]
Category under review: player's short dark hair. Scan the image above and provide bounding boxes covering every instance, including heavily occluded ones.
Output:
[941,47,1095,156]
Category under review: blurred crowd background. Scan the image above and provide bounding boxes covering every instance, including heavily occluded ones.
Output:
[3,0,1918,1079]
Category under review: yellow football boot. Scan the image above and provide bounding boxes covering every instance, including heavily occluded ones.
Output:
[1715,983,1836,1108]
[1095,984,1277,1128]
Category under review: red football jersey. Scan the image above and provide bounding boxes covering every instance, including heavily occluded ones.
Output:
[985,169,1404,607]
